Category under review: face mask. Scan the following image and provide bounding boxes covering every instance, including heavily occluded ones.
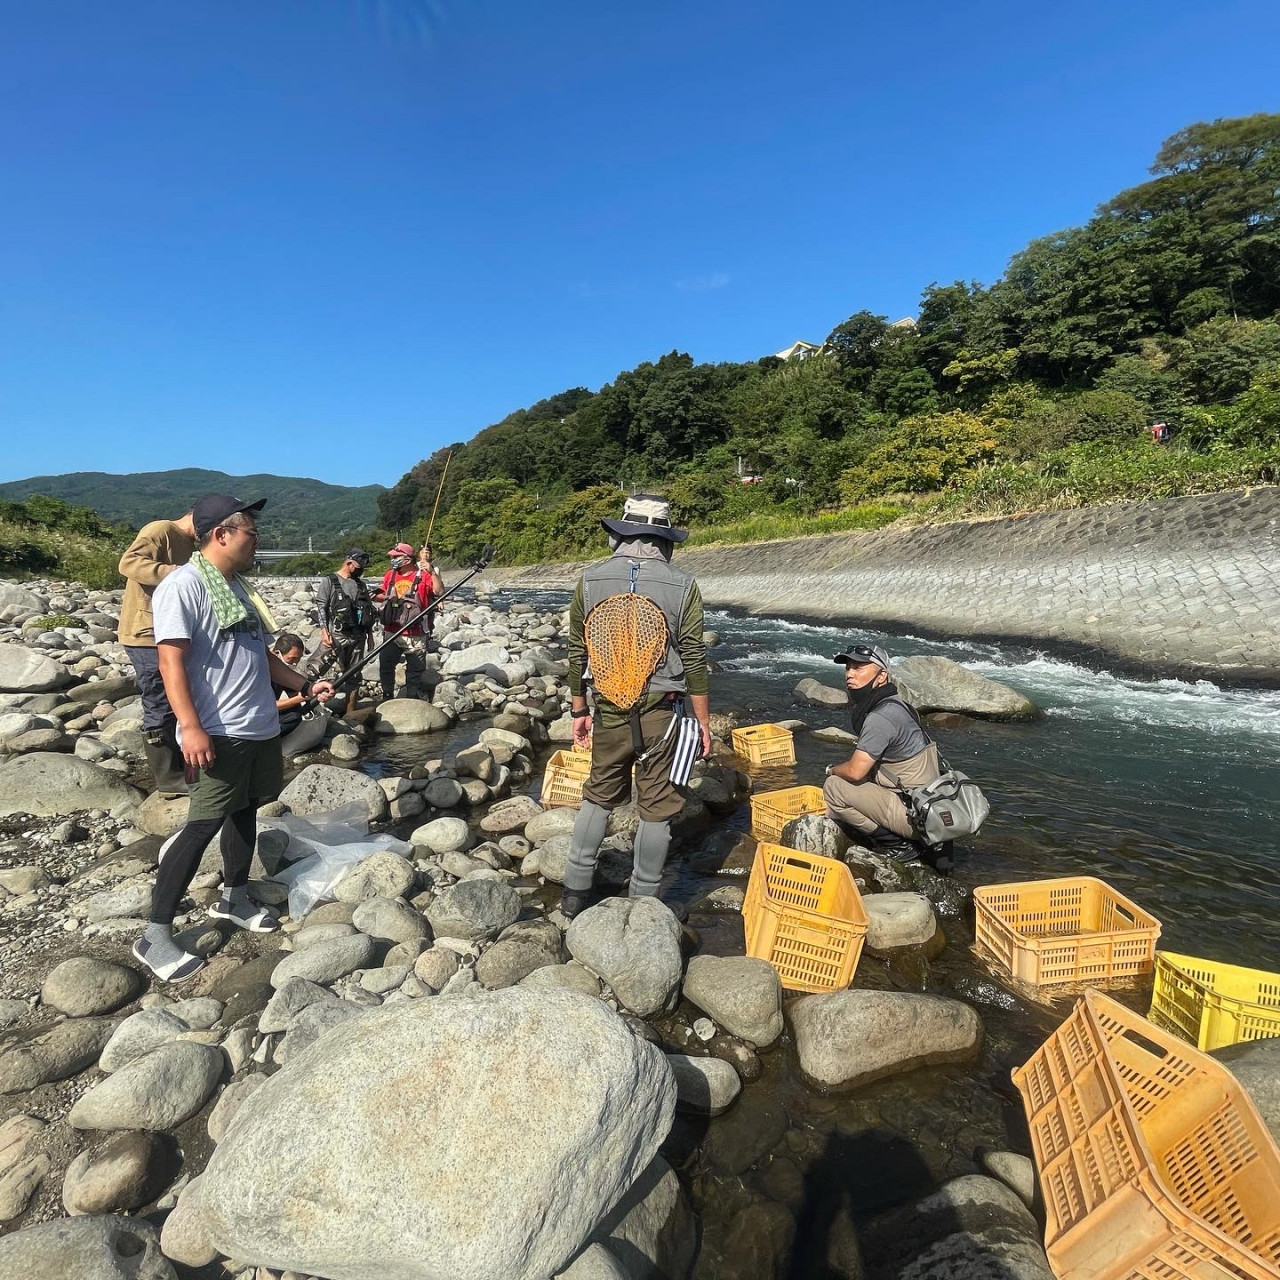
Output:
[391,557,410,572]
[847,679,899,735]
[350,565,364,578]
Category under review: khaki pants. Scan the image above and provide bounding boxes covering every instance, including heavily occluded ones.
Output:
[583,705,682,823]
[823,743,940,839]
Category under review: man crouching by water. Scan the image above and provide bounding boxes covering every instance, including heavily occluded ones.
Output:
[822,643,951,870]
[136,494,334,981]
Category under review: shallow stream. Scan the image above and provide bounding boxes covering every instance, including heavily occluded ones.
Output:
[357,590,1280,1277]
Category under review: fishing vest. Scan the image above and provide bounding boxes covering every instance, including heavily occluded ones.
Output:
[581,556,695,701]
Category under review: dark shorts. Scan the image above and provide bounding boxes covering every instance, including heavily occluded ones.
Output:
[186,735,284,822]
[583,705,683,822]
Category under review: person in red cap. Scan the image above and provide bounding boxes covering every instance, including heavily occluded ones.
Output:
[373,542,443,700]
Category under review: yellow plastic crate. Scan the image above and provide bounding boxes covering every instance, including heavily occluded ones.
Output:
[540,747,592,809]
[1013,989,1280,1280]
[731,723,795,767]
[743,844,867,993]
[750,785,827,843]
[974,875,1161,989]
[1149,951,1280,1050]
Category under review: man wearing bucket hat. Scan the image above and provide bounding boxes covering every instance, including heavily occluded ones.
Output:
[823,643,944,864]
[372,541,444,701]
[560,493,712,917]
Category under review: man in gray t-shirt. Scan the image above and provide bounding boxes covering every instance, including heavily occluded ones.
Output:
[135,494,334,984]
[821,643,942,863]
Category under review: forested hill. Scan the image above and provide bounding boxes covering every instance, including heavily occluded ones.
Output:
[380,113,1280,566]
[0,469,384,549]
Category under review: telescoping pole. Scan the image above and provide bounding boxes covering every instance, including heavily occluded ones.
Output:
[298,544,496,714]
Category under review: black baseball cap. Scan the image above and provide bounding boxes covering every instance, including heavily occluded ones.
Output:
[344,548,371,567]
[833,643,891,674]
[192,494,267,540]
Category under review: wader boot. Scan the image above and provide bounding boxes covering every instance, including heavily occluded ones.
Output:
[143,726,188,797]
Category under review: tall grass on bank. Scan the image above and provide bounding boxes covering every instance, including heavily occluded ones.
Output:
[0,519,127,590]
[933,441,1280,520]
[684,502,905,549]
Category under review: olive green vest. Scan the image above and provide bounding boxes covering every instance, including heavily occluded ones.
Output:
[581,556,695,699]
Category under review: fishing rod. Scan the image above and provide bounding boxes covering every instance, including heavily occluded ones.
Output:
[299,543,496,714]
[424,450,452,551]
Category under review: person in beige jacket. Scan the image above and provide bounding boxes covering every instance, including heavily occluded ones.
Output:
[118,510,197,794]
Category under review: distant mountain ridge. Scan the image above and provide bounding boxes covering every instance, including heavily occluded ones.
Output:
[0,468,384,549]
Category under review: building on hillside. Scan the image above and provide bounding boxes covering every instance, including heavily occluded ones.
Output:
[890,316,917,330]
[773,339,824,362]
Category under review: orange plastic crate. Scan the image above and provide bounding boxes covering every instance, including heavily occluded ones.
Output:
[974,876,1161,989]
[1013,989,1280,1280]
[731,723,796,768]
[743,844,867,993]
[750,785,828,843]
[540,747,592,809]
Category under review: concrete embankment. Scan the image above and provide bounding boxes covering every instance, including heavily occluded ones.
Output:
[473,487,1280,684]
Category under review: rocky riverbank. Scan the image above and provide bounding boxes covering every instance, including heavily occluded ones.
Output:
[475,487,1280,684]
[1,572,1276,1279]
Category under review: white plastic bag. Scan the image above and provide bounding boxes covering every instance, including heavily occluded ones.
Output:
[264,803,414,920]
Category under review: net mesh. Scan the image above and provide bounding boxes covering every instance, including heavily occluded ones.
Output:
[584,593,669,710]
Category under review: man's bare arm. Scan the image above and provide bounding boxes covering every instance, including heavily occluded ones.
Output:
[830,748,877,784]
[157,640,215,770]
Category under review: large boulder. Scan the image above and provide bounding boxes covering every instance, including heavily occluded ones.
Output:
[442,643,511,680]
[0,1214,175,1280]
[196,988,676,1280]
[0,644,72,693]
[68,1042,224,1131]
[426,879,521,943]
[778,813,849,861]
[588,1155,697,1280]
[793,678,846,708]
[333,850,416,903]
[269,934,379,989]
[373,700,452,735]
[0,1018,117,1094]
[409,816,471,854]
[1216,1036,1280,1144]
[860,1174,1053,1279]
[62,1130,180,1215]
[791,990,981,1090]
[681,956,783,1048]
[0,754,142,817]
[0,584,46,624]
[893,656,1040,721]
[41,957,143,1018]
[566,899,682,1018]
[480,795,544,836]
[134,791,189,838]
[863,893,938,953]
[279,765,389,822]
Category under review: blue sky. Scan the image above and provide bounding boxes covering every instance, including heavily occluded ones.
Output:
[1,0,1277,489]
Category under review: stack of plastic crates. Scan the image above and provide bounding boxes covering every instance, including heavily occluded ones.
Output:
[1013,989,1280,1280]
[1149,951,1280,1050]
[750,785,827,843]
[743,844,867,993]
[539,747,592,809]
[730,723,796,768]
[973,876,1161,989]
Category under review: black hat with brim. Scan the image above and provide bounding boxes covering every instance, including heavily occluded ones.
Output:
[600,517,688,543]
[192,494,267,540]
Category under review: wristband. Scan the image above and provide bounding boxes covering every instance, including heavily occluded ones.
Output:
[571,708,592,719]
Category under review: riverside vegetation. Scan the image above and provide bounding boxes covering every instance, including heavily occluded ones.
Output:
[361,113,1280,567]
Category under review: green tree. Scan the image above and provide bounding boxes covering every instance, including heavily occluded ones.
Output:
[842,411,996,500]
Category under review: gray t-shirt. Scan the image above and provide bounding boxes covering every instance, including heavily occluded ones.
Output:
[856,697,930,764]
[152,563,280,743]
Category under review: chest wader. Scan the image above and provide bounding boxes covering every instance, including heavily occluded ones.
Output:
[563,565,677,915]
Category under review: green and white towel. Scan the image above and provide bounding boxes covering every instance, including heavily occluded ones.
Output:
[191,551,280,635]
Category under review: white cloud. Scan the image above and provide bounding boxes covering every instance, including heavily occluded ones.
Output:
[675,272,730,292]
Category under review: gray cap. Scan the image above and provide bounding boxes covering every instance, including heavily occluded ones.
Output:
[833,644,891,674]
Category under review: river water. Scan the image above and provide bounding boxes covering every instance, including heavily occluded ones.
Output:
[362,588,1280,1276]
